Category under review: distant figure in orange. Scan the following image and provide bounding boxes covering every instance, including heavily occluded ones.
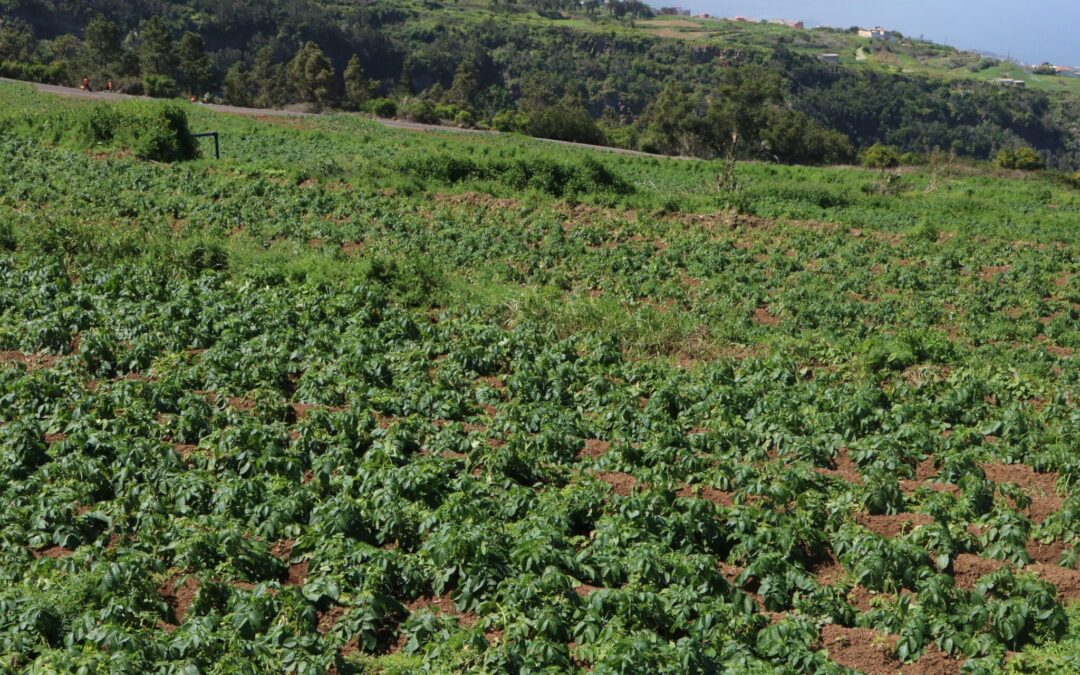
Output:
[106,80,114,93]
[81,77,91,91]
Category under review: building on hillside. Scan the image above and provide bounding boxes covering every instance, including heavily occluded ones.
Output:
[858,27,898,42]
[819,53,840,63]
[993,78,1027,87]
[770,19,805,29]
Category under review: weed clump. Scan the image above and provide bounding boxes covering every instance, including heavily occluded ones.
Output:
[71,102,198,162]
[408,153,632,198]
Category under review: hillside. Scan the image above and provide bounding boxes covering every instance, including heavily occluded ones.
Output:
[1,80,1079,673]
[2,0,1079,168]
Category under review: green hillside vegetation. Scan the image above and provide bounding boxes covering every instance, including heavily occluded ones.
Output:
[1,0,1079,169]
[0,81,1079,673]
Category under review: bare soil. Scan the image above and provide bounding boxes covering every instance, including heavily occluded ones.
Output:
[815,448,863,484]
[594,471,637,496]
[578,439,611,460]
[752,306,781,326]
[158,574,200,623]
[0,351,59,370]
[858,513,934,537]
[980,463,1062,524]
[951,554,1005,589]
[676,484,736,507]
[287,559,309,586]
[820,624,899,674]
[406,594,479,629]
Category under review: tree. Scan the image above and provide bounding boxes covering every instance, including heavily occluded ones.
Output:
[83,15,121,69]
[249,46,288,108]
[342,55,375,109]
[288,42,336,110]
[447,60,480,109]
[222,62,252,106]
[138,18,175,77]
[177,32,212,94]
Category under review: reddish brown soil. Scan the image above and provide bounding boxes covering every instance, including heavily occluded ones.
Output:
[173,444,198,459]
[979,265,1011,282]
[815,448,863,484]
[820,624,899,674]
[915,457,939,480]
[1045,344,1075,358]
[811,555,848,586]
[847,586,878,612]
[405,595,479,629]
[271,539,294,562]
[158,575,200,623]
[574,584,602,597]
[979,463,1062,524]
[287,559,309,586]
[680,272,703,289]
[951,554,1005,589]
[317,605,347,634]
[857,513,934,537]
[434,192,522,211]
[594,471,637,496]
[1029,564,1080,601]
[441,451,468,460]
[752,306,781,326]
[478,376,506,390]
[0,351,59,370]
[905,644,962,674]
[899,480,960,496]
[480,404,498,417]
[43,433,66,444]
[676,485,736,507]
[34,546,74,559]
[1028,540,1067,565]
[228,397,256,412]
[578,439,611,460]
[290,403,319,420]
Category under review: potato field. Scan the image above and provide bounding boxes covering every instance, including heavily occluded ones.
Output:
[0,84,1078,673]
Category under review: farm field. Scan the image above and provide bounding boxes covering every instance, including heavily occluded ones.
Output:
[0,82,1078,673]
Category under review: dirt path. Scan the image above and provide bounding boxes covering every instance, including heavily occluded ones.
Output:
[3,77,684,160]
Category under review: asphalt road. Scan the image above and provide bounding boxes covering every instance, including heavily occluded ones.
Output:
[4,77,683,160]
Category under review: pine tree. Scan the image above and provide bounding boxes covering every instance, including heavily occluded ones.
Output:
[288,42,335,110]
[138,17,175,77]
[343,55,375,109]
[83,15,121,69]
[178,32,212,94]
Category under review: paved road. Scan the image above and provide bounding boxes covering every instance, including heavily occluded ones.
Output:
[4,78,684,160]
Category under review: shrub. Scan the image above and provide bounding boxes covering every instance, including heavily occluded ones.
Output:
[398,97,437,124]
[453,109,475,128]
[491,110,527,133]
[70,101,198,162]
[995,147,1045,171]
[366,98,398,118]
[860,144,901,169]
[143,74,178,99]
[116,103,198,162]
[900,152,927,166]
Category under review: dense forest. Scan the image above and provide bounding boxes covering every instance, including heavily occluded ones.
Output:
[2,0,1078,168]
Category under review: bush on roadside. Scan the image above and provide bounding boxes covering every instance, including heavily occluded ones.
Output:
[143,74,178,99]
[860,144,901,169]
[366,98,397,118]
[995,147,1044,171]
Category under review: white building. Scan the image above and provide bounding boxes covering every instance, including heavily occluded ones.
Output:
[858,27,898,42]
